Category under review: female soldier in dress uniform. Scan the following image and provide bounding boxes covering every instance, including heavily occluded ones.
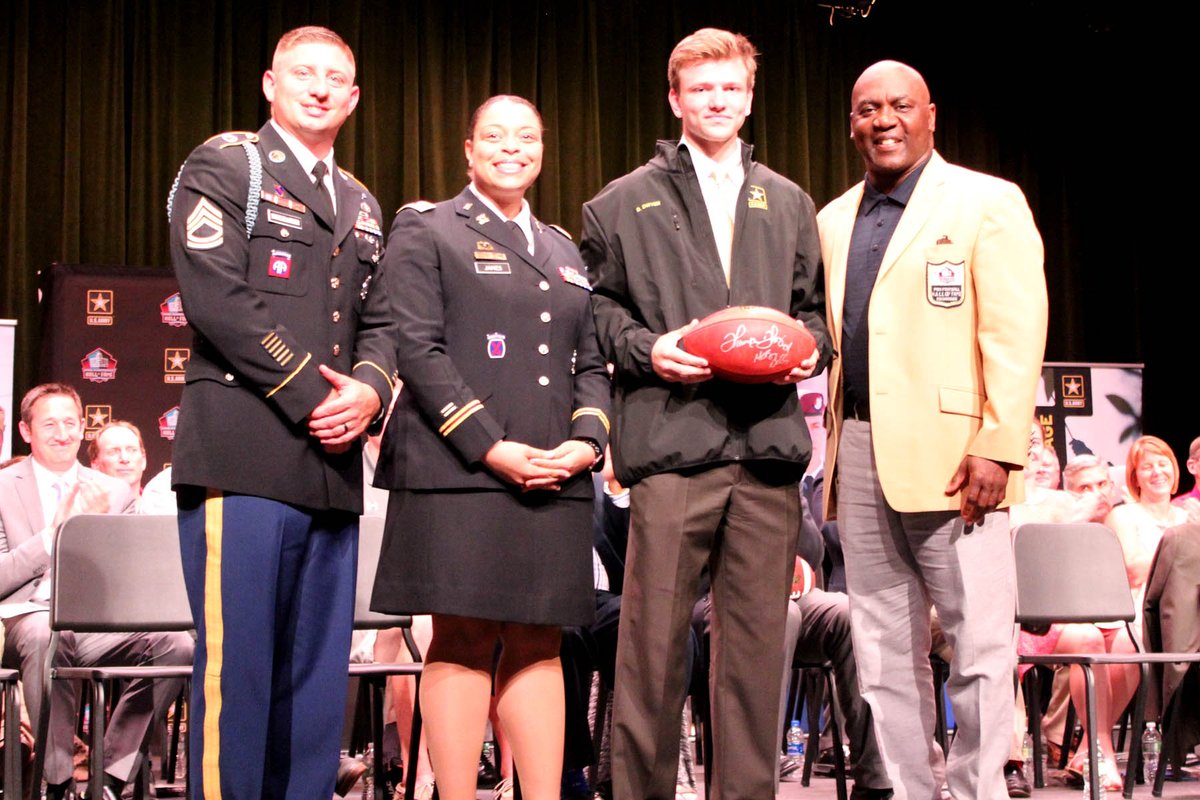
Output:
[371,95,610,800]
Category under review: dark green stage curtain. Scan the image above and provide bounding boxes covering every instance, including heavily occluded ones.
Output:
[0,1,1184,457]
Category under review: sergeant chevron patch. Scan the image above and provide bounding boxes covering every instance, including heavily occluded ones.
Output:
[186,198,224,250]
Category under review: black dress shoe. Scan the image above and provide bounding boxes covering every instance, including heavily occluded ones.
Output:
[1004,763,1032,798]
[335,756,368,797]
[849,787,894,800]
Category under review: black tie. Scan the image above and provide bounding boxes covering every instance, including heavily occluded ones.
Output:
[508,220,530,255]
[311,161,335,221]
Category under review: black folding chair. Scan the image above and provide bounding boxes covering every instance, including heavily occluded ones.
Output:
[784,660,847,800]
[351,515,424,800]
[31,514,193,800]
[1,667,23,800]
[1013,522,1200,799]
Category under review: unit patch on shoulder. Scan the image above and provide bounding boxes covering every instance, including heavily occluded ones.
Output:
[186,197,224,250]
[558,265,591,291]
[486,333,506,359]
[399,201,436,213]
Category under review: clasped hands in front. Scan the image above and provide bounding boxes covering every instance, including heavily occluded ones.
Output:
[307,364,382,453]
[484,439,596,492]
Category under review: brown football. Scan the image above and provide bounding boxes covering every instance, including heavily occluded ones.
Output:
[679,306,815,383]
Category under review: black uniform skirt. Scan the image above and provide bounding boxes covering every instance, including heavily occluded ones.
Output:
[370,487,595,626]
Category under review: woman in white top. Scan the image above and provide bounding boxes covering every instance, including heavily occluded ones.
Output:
[1107,435,1189,618]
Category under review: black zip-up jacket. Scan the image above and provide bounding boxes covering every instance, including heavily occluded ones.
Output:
[581,139,832,486]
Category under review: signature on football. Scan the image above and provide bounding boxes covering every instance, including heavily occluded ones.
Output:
[719,324,794,368]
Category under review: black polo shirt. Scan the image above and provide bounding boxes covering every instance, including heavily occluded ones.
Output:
[841,159,929,417]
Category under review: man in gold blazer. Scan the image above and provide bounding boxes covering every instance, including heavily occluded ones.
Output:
[818,61,1047,800]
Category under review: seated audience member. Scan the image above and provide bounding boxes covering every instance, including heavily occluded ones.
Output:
[992,437,1125,794]
[1009,423,1075,529]
[1171,436,1200,515]
[88,421,147,504]
[774,487,889,799]
[779,559,891,799]
[1034,445,1061,490]
[0,383,192,800]
[1106,436,1188,628]
[1142,523,1200,772]
[1021,456,1138,792]
[138,466,177,515]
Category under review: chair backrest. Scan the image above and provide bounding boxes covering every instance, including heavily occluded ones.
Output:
[1012,522,1136,627]
[50,514,194,632]
[355,514,412,630]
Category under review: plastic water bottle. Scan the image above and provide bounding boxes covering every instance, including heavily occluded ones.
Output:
[360,745,374,800]
[1039,734,1048,778]
[786,719,805,759]
[1021,732,1034,784]
[1143,722,1162,783]
[1082,753,1109,799]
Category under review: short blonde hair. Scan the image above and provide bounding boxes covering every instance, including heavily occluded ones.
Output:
[274,26,355,80]
[667,28,758,93]
[1125,435,1179,500]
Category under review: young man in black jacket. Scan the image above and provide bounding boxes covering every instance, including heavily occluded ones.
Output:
[581,27,830,800]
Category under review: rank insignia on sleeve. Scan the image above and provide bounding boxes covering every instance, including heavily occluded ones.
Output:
[268,250,292,279]
[558,265,592,291]
[747,185,768,210]
[185,197,224,250]
[486,333,507,359]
